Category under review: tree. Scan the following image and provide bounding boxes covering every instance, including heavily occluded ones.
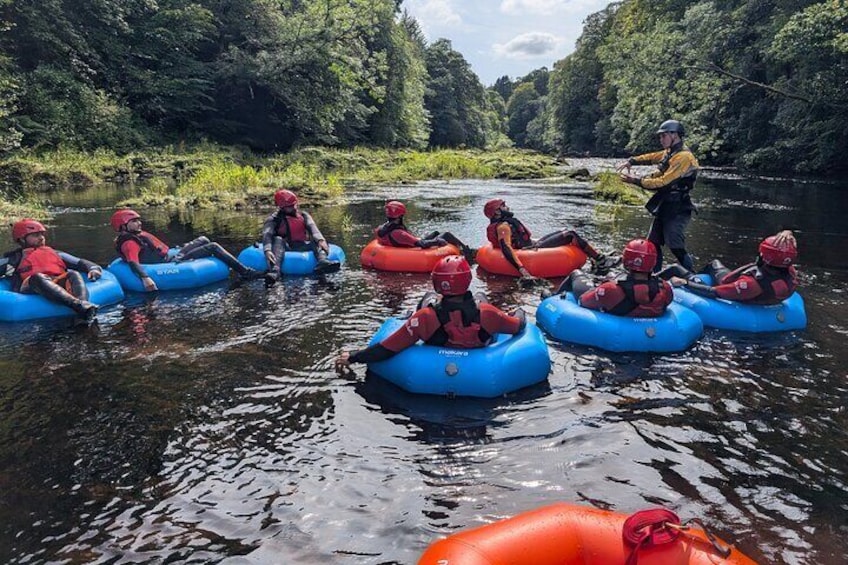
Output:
[424,39,492,148]
[506,82,540,148]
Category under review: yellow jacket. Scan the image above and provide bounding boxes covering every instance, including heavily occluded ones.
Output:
[630,144,699,191]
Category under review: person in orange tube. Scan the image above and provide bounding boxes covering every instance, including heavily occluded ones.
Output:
[546,239,674,317]
[484,198,619,285]
[335,256,525,371]
[375,200,476,263]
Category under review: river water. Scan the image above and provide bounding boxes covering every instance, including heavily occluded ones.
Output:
[1,160,846,564]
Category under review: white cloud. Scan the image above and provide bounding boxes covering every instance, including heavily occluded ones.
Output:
[493,32,561,59]
[407,0,462,29]
[499,0,564,15]
[499,0,608,16]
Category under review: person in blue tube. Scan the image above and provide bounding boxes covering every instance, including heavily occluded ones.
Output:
[335,256,525,372]
[1,219,101,322]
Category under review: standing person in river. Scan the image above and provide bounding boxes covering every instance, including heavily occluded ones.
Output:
[1,219,101,322]
[375,200,476,263]
[111,209,263,292]
[484,198,619,285]
[261,189,341,285]
[617,119,700,272]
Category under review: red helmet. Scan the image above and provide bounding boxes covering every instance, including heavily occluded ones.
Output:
[432,256,472,296]
[110,209,141,232]
[274,189,298,208]
[484,199,505,219]
[622,239,658,273]
[12,219,47,241]
[759,235,797,267]
[385,200,406,219]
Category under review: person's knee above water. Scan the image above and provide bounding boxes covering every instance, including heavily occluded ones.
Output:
[376,200,476,263]
[665,230,798,305]
[483,198,618,282]
[111,209,261,292]
[617,120,700,272]
[261,189,340,283]
[335,256,526,370]
[1,219,101,321]
[555,239,673,318]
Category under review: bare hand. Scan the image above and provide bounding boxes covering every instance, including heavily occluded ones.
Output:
[334,351,354,375]
[670,276,688,287]
[615,160,632,173]
[264,250,276,268]
[87,269,102,281]
[318,240,330,253]
[142,276,158,292]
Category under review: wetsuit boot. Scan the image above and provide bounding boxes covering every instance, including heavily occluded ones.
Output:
[314,248,340,274]
[29,274,98,322]
[208,244,264,280]
[591,254,621,275]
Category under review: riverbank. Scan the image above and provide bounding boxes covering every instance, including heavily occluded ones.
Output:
[0,146,571,223]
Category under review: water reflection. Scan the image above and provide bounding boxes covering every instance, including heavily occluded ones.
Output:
[0,168,847,564]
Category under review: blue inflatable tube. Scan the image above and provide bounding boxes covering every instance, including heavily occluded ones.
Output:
[237,243,346,276]
[536,292,703,353]
[107,248,231,292]
[0,270,125,322]
[364,317,551,398]
[673,274,807,332]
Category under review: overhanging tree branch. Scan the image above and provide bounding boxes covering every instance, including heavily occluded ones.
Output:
[685,62,813,104]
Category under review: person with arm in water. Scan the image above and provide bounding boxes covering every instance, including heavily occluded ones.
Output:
[376,200,476,263]
[663,231,798,305]
[111,209,263,292]
[1,219,101,322]
[483,198,619,285]
[617,119,699,272]
[335,256,526,372]
[547,239,674,317]
[261,189,341,285]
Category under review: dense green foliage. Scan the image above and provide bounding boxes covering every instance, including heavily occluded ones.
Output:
[0,1,497,155]
[502,0,848,175]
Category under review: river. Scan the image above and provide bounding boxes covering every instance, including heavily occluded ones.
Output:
[0,160,846,564]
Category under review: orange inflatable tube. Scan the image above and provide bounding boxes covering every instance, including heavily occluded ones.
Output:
[360,239,460,273]
[418,503,758,565]
[476,243,587,278]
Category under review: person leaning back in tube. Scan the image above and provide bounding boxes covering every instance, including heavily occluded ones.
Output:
[377,200,477,264]
[544,239,674,317]
[111,209,264,292]
[617,119,699,273]
[261,189,341,285]
[335,256,526,372]
[1,219,101,322]
[661,230,798,305]
[483,198,619,285]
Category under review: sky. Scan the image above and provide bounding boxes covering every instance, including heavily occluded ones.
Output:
[402,0,612,86]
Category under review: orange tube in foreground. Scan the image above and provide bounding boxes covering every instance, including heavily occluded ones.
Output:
[418,503,758,565]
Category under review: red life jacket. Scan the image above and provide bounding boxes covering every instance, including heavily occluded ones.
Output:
[721,262,796,305]
[608,275,672,318]
[16,246,68,279]
[275,211,309,243]
[375,221,412,247]
[486,216,533,248]
[115,231,170,263]
[427,293,492,348]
